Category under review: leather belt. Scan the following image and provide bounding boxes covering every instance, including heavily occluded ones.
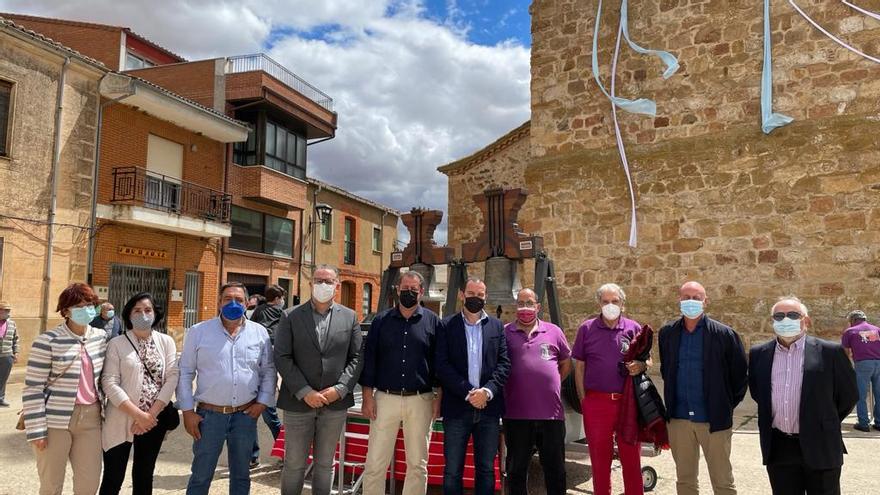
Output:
[197,400,255,414]
[772,428,799,439]
[586,390,623,401]
[381,389,431,397]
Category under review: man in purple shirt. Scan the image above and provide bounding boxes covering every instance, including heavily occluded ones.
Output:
[503,288,571,495]
[572,283,647,495]
[748,296,857,495]
[841,310,880,432]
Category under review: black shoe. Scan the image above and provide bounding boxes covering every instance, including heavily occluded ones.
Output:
[0,400,9,407]
[249,459,260,469]
[853,424,870,432]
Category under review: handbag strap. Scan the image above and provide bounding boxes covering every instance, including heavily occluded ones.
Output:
[46,342,83,390]
[124,332,159,384]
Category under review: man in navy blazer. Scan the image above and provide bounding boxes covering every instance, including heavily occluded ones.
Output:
[749,296,857,495]
[436,277,510,495]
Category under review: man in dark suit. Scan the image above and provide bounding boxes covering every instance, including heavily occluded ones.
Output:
[749,296,857,495]
[274,264,363,495]
[436,277,510,495]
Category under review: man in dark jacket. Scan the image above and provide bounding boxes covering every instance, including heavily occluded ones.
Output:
[91,302,123,340]
[749,296,857,495]
[436,277,510,495]
[248,284,287,467]
[659,281,748,495]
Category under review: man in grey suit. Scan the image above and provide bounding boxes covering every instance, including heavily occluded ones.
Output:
[275,264,363,495]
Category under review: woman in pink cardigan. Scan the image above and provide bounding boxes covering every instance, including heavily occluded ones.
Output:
[100,292,179,495]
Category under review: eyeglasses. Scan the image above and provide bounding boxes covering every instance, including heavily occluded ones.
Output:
[772,311,802,321]
[516,301,538,308]
[314,278,336,285]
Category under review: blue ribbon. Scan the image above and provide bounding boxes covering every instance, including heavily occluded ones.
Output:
[591,0,657,116]
[620,0,680,80]
[761,0,794,134]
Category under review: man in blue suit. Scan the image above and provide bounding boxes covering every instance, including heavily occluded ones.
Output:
[436,276,511,495]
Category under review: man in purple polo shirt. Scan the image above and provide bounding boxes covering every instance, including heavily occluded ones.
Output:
[841,310,880,432]
[503,288,571,495]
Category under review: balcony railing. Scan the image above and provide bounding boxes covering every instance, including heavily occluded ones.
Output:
[111,166,232,223]
[226,54,335,112]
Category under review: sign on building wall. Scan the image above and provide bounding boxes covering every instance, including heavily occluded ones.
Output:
[118,245,169,260]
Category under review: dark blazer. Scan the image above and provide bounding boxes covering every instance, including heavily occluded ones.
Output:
[274,301,363,412]
[436,312,510,419]
[748,336,857,469]
[659,316,748,432]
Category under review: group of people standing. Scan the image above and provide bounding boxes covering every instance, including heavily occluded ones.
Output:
[15,267,869,495]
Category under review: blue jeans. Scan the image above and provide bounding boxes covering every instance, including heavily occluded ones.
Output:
[252,406,282,462]
[186,409,257,495]
[854,359,880,427]
[443,412,501,495]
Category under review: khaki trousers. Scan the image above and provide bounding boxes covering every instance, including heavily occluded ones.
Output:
[362,392,434,495]
[33,403,102,495]
[667,419,736,495]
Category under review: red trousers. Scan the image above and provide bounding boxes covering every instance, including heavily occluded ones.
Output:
[582,392,644,495]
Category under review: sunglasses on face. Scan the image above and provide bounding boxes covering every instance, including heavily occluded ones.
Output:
[772,311,803,321]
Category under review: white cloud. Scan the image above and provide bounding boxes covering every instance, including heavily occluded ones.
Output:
[1,0,531,243]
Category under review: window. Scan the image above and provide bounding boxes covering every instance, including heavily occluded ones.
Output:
[344,217,356,265]
[362,283,372,317]
[372,226,382,252]
[320,211,333,241]
[265,121,307,179]
[0,80,13,157]
[230,206,294,257]
[233,128,257,165]
[125,52,155,70]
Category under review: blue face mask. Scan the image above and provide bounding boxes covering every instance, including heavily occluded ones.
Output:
[680,299,704,319]
[106,310,115,319]
[69,305,97,326]
[773,318,802,337]
[221,300,246,321]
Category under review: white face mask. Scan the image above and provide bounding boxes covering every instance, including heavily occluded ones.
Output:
[131,312,154,331]
[601,303,621,321]
[312,282,336,303]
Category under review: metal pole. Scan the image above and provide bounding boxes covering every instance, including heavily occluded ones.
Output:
[40,57,69,334]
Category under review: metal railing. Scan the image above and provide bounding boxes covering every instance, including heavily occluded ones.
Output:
[111,166,232,223]
[226,54,335,112]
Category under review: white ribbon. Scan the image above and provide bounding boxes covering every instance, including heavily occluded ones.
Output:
[789,0,880,64]
[610,17,639,248]
[761,0,794,134]
[841,0,880,22]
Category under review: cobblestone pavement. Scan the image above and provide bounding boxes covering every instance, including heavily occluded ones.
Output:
[1,373,878,494]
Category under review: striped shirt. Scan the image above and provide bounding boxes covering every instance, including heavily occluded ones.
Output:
[22,323,106,441]
[771,336,805,434]
[0,318,18,356]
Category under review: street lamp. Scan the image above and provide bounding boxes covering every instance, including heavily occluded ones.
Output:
[310,202,333,274]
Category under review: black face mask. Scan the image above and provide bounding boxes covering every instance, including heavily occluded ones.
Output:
[399,289,419,309]
[464,296,486,314]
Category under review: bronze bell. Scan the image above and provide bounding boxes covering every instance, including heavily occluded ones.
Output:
[484,256,521,307]
[409,263,436,294]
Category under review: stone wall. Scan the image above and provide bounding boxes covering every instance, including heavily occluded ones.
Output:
[443,0,880,346]
[0,32,102,361]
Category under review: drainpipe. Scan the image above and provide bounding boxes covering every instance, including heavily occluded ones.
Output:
[40,57,69,333]
[309,185,323,277]
[86,78,134,285]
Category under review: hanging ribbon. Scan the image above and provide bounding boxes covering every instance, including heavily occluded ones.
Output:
[610,16,639,247]
[620,0,680,79]
[591,0,657,116]
[841,0,880,22]
[761,0,794,134]
[789,0,880,64]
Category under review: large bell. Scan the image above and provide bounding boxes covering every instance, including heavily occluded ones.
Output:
[485,256,520,307]
[408,263,438,298]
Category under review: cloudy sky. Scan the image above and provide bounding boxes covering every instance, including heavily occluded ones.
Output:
[2,0,532,243]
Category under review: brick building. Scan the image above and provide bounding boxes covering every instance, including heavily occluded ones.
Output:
[442,0,880,347]
[0,18,106,360]
[7,12,399,327]
[308,178,400,320]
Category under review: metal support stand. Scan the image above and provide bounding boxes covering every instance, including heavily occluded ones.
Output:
[533,251,562,326]
[376,266,401,313]
[445,260,468,315]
